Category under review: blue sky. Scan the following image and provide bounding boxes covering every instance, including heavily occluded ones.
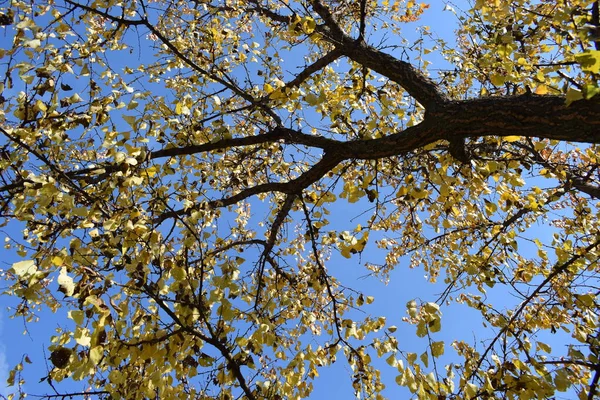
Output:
[0,1,474,397]
[0,310,8,398]
[0,1,588,399]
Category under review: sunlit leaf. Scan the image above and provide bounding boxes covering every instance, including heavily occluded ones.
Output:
[57,267,75,296]
[12,260,36,278]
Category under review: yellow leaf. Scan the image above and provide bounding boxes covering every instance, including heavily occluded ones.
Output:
[175,102,184,115]
[51,255,64,266]
[535,70,546,82]
[504,136,521,142]
[416,321,427,337]
[386,354,397,367]
[12,260,37,278]
[69,93,83,103]
[396,186,409,197]
[90,346,104,365]
[464,382,478,398]
[583,83,600,100]
[74,327,91,346]
[431,341,444,357]
[263,83,274,94]
[34,99,47,113]
[269,88,287,100]
[537,342,551,353]
[172,266,185,281]
[144,165,158,177]
[574,50,600,74]
[103,218,118,231]
[411,187,429,199]
[305,92,320,106]
[109,370,124,385]
[340,247,352,259]
[423,302,440,314]
[490,74,505,86]
[534,141,546,151]
[58,267,75,296]
[24,39,41,49]
[554,369,570,392]
[68,310,85,325]
[302,17,316,34]
[122,115,137,126]
[534,84,548,95]
[565,88,583,106]
[357,294,364,306]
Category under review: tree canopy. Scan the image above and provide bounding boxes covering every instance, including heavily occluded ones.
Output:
[1,0,600,399]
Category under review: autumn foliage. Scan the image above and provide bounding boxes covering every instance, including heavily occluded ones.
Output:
[1,0,600,399]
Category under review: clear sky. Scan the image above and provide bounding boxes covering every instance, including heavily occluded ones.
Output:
[0,1,585,399]
[0,1,486,397]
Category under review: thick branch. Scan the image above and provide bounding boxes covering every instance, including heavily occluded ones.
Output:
[334,95,600,160]
[306,1,448,108]
[7,94,600,214]
[246,0,291,24]
[310,0,346,39]
[570,180,600,198]
[337,39,449,108]
[150,127,339,159]
[436,95,600,142]
[58,127,339,187]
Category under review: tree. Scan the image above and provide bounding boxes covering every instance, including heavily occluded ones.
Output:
[1,0,599,398]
